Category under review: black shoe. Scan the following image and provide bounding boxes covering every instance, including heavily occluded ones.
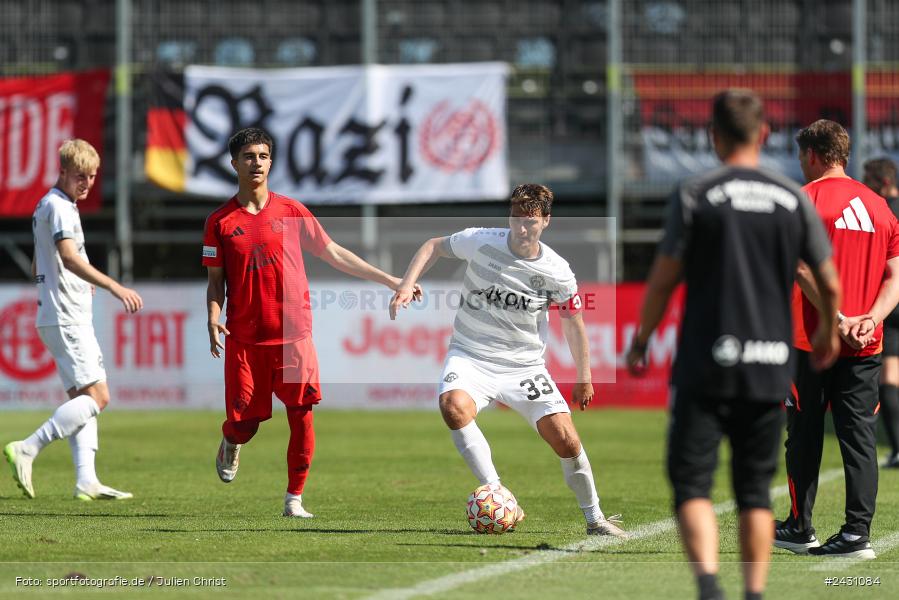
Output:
[774,519,820,554]
[882,453,899,469]
[807,532,876,559]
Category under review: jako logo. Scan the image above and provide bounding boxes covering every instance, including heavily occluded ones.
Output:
[741,340,789,365]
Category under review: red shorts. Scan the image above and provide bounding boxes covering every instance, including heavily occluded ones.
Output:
[224,336,322,422]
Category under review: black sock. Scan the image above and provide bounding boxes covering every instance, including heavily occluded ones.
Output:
[880,384,899,454]
[745,592,763,600]
[698,573,722,600]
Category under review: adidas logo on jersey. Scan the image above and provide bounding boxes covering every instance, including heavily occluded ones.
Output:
[834,197,875,232]
[229,226,246,237]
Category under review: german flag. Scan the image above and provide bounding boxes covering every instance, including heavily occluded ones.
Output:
[145,71,187,192]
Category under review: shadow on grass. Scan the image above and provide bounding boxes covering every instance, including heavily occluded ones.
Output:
[144,527,478,535]
[397,541,578,552]
[0,511,172,518]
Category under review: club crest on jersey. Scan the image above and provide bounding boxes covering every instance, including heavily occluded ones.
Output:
[530,275,546,289]
[444,372,458,383]
[269,218,285,233]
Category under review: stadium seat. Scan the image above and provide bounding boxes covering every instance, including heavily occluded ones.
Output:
[576,0,608,31]
[156,40,199,66]
[214,37,255,67]
[515,37,556,69]
[398,38,439,64]
[274,37,318,66]
[643,1,687,36]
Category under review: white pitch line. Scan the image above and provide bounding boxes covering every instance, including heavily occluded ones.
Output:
[365,468,845,600]
[808,530,899,571]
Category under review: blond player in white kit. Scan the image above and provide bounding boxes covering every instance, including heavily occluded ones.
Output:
[390,184,626,537]
[4,139,143,501]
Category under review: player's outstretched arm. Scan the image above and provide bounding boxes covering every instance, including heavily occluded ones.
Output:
[389,236,452,320]
[627,254,683,376]
[318,241,411,290]
[206,266,229,358]
[560,311,594,410]
[56,238,142,313]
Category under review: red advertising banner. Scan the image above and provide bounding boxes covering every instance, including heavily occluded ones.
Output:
[0,282,684,411]
[632,71,859,184]
[0,69,109,216]
[553,283,684,408]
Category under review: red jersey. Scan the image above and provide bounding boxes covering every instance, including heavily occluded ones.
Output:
[792,176,899,357]
[202,192,332,345]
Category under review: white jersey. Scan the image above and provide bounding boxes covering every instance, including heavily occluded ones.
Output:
[32,188,93,327]
[447,227,578,368]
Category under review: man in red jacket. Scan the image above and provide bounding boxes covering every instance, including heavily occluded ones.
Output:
[776,120,899,558]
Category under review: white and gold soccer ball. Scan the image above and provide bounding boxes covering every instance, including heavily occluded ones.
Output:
[466,483,520,534]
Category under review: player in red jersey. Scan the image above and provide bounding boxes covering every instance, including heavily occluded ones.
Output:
[775,120,899,558]
[203,127,417,517]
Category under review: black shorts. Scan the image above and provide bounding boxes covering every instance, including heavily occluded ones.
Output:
[883,325,899,358]
[667,390,784,511]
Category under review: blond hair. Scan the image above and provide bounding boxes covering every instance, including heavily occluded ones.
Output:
[59,139,100,173]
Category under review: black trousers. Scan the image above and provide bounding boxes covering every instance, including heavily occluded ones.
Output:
[784,350,881,537]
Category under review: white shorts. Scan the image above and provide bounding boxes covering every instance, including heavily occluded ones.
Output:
[438,349,570,430]
[38,325,106,392]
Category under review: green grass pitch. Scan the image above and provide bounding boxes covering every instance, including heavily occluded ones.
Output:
[0,408,897,598]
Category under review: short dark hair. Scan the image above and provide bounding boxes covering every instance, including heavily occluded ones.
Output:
[510,184,553,216]
[710,89,764,146]
[863,157,897,193]
[795,119,850,167]
[228,127,274,159]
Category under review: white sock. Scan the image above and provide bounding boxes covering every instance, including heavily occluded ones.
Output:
[69,417,99,488]
[560,447,604,524]
[450,421,500,485]
[22,395,101,456]
[842,532,862,542]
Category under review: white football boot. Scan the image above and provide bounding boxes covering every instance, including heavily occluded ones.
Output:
[75,482,133,501]
[587,514,628,538]
[4,441,35,499]
[283,494,314,518]
[216,438,241,483]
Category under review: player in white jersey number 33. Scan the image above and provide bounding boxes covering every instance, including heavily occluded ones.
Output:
[390,184,626,537]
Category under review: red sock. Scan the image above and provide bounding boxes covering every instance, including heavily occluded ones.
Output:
[286,407,315,495]
[222,419,259,444]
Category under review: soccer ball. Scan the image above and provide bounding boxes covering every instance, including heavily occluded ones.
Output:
[466,484,519,534]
